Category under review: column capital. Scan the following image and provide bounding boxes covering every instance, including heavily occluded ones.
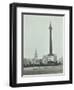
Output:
[49,23,52,31]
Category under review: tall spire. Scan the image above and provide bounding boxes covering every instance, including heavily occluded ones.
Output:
[49,23,53,55]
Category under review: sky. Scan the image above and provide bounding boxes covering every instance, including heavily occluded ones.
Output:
[23,14,64,60]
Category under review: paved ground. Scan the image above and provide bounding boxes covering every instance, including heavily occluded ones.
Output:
[23,65,63,75]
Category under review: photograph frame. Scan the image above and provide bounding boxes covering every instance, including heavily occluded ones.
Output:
[10,3,72,87]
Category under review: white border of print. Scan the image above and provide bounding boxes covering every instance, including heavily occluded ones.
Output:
[17,7,69,84]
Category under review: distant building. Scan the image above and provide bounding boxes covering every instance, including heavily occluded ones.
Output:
[24,58,31,66]
[58,57,63,64]
[33,49,40,65]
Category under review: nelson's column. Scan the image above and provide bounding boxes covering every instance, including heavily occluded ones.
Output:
[47,23,57,63]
